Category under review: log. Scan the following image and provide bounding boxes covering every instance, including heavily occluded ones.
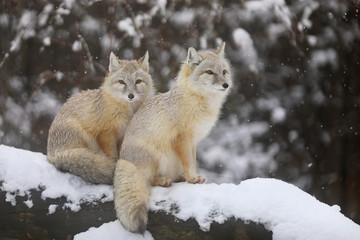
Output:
[0,189,272,240]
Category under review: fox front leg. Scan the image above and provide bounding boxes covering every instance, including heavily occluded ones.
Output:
[191,144,205,183]
[174,134,205,184]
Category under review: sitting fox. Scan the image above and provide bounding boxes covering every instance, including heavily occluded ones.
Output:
[47,52,154,184]
[114,43,232,233]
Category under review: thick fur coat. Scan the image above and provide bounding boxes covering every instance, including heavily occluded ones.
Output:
[113,43,232,233]
[47,52,154,184]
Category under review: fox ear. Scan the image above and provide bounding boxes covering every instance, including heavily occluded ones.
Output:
[214,42,225,57]
[187,47,202,66]
[109,52,122,72]
[138,51,149,72]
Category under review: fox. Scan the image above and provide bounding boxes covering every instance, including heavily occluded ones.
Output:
[113,43,232,233]
[47,52,155,184]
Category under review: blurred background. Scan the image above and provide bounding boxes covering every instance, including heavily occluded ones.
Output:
[1,0,359,224]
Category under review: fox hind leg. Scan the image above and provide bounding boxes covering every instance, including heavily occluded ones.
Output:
[48,148,115,184]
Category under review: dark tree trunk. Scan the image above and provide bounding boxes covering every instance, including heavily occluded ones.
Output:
[0,189,272,240]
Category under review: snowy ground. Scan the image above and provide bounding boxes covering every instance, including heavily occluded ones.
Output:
[1,145,360,240]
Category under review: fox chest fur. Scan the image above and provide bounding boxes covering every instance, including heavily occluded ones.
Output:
[173,88,221,145]
[147,88,219,179]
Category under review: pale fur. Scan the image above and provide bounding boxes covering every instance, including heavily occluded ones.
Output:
[47,52,155,184]
[113,43,232,233]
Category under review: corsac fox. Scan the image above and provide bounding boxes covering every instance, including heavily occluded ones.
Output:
[47,52,154,184]
[113,43,232,233]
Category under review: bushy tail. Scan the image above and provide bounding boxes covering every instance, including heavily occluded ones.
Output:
[47,148,115,184]
[114,160,150,234]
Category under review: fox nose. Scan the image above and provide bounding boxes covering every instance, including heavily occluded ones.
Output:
[128,94,134,99]
[222,83,229,89]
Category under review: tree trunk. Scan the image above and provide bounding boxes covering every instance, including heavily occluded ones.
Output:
[0,189,272,240]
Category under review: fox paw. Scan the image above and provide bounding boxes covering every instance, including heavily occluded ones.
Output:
[151,176,172,187]
[186,175,206,184]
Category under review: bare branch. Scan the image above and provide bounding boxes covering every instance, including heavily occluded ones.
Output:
[93,61,108,75]
[77,33,96,74]
[122,0,141,35]
[0,52,10,70]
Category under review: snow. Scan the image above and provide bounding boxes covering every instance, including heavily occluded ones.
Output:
[9,10,36,52]
[10,36,21,52]
[75,179,360,240]
[267,23,288,42]
[271,107,286,123]
[244,0,291,29]
[55,71,64,81]
[38,4,54,27]
[170,9,195,27]
[237,0,292,45]
[0,145,113,211]
[31,92,61,118]
[311,49,338,69]
[198,117,278,183]
[148,180,360,240]
[42,37,51,46]
[232,28,258,73]
[288,130,299,142]
[297,1,320,31]
[117,0,166,41]
[1,145,360,240]
[80,16,103,34]
[0,13,9,27]
[56,7,70,15]
[72,40,82,52]
[156,0,167,15]
[307,35,318,46]
[75,221,154,240]
[100,34,119,53]
[199,35,207,49]
[117,18,137,37]
[18,11,36,38]
[63,0,75,9]
[48,204,58,214]
[24,199,34,208]
[5,98,31,136]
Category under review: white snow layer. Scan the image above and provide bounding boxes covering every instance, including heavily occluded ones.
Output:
[0,145,113,210]
[150,181,360,240]
[232,28,259,73]
[75,221,154,240]
[1,145,360,240]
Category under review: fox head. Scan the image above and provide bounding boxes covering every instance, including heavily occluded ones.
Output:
[102,52,154,103]
[179,43,232,96]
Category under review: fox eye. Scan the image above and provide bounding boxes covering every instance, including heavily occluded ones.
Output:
[205,70,214,75]
[223,70,228,75]
[135,79,142,84]
[119,80,125,84]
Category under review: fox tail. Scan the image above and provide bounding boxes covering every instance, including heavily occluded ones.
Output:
[114,159,150,234]
[47,148,115,184]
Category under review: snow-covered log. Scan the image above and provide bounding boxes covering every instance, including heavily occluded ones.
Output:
[1,145,359,240]
[0,189,270,239]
